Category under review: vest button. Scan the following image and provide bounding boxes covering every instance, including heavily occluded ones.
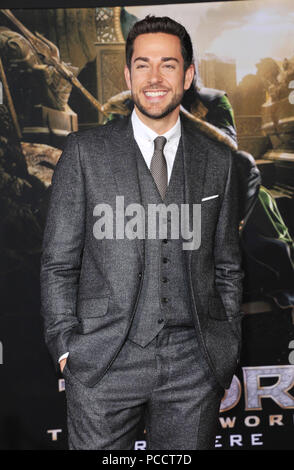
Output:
[162,277,168,283]
[162,257,169,264]
[158,318,164,324]
[138,272,142,278]
[162,238,168,244]
[161,297,168,303]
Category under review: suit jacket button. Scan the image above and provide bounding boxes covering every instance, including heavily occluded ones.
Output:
[158,318,164,324]
[162,257,169,264]
[138,272,142,278]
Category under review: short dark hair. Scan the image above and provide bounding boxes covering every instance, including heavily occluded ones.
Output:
[125,15,194,72]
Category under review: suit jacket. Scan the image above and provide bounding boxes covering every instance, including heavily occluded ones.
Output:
[40,113,244,389]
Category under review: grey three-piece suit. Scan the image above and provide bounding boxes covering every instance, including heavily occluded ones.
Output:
[40,113,244,449]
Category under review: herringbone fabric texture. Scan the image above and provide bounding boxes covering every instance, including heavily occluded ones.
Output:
[150,136,167,199]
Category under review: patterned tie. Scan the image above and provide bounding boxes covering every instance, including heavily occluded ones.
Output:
[150,136,167,200]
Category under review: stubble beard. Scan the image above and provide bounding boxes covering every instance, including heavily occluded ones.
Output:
[131,89,184,120]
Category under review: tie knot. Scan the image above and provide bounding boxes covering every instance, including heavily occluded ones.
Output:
[154,136,167,152]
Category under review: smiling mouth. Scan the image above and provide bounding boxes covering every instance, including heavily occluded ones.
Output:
[143,90,169,100]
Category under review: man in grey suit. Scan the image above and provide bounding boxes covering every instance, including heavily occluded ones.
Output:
[40,16,244,450]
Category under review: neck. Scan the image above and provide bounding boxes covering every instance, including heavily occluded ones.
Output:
[134,105,180,134]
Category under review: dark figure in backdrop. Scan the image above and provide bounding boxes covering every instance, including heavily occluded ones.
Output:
[183,85,261,227]
[40,16,244,450]
[241,185,294,308]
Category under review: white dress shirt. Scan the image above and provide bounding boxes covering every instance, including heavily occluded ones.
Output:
[58,110,182,364]
[131,108,181,183]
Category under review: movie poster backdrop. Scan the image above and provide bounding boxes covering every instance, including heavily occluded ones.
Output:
[0,0,293,450]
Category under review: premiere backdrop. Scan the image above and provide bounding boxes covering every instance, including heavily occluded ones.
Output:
[0,0,294,450]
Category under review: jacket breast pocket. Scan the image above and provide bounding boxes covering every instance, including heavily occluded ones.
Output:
[200,197,221,232]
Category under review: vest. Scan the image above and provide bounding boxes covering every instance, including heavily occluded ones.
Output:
[127,137,194,347]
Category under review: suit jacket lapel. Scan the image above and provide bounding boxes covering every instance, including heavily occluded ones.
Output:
[106,116,144,261]
[181,113,208,258]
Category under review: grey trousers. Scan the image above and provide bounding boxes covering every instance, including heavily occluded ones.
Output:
[63,326,224,450]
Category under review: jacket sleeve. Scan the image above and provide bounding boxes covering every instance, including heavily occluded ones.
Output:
[40,133,85,370]
[213,150,245,335]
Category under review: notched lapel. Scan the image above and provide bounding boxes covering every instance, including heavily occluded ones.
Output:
[181,114,208,256]
[105,116,144,261]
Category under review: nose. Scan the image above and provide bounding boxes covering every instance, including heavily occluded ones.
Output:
[148,65,163,85]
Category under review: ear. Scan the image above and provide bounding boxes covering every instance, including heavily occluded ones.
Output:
[124,65,132,90]
[184,63,195,91]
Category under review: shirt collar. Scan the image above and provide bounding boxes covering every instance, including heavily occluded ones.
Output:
[131,108,181,145]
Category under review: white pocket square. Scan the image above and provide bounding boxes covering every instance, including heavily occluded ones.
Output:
[201,194,219,201]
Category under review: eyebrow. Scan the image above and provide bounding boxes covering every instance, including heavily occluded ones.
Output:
[133,56,179,64]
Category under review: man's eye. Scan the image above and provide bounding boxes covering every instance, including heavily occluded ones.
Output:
[164,64,175,69]
[136,64,147,69]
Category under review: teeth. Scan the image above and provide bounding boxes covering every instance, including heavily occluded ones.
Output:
[145,91,167,97]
